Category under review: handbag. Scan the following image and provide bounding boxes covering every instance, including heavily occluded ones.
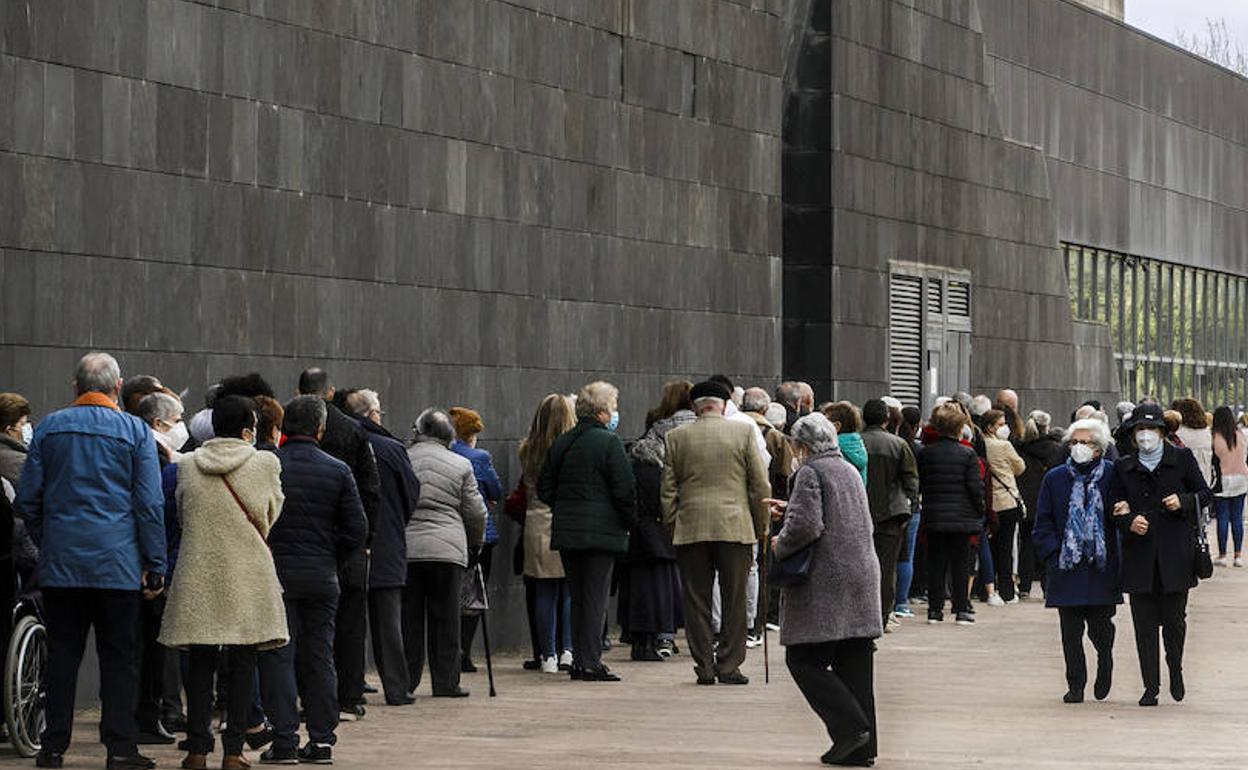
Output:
[990,469,1028,519]
[1193,520,1214,581]
[766,468,833,588]
[461,562,489,616]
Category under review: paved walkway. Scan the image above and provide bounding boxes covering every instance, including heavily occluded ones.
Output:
[8,564,1247,769]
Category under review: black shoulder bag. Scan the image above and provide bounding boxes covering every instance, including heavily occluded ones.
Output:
[767,468,829,588]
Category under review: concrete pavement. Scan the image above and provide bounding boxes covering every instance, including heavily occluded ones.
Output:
[8,564,1247,769]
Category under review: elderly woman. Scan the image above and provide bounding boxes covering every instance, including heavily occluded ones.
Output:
[404,409,487,698]
[1109,403,1211,707]
[1031,418,1121,704]
[772,413,881,767]
[916,403,986,625]
[538,381,636,682]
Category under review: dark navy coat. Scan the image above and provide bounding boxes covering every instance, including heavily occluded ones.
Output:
[358,418,420,589]
[1032,459,1122,608]
[271,437,368,597]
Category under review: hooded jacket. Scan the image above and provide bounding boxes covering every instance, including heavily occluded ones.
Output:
[159,439,288,649]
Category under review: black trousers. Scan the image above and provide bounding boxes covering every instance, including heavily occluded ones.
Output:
[1017,517,1037,594]
[1129,590,1188,693]
[786,638,877,762]
[42,588,141,756]
[402,561,464,694]
[260,592,339,749]
[992,509,1021,602]
[1057,605,1115,692]
[873,516,907,624]
[460,542,495,662]
[675,541,751,680]
[560,550,616,673]
[135,594,167,731]
[926,532,971,615]
[334,551,368,710]
[524,576,541,661]
[186,646,256,756]
[368,587,409,703]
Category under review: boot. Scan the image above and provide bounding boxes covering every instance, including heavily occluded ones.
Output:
[180,754,208,770]
[631,634,663,662]
[222,755,251,770]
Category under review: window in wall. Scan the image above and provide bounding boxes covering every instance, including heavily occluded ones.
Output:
[1064,243,1248,408]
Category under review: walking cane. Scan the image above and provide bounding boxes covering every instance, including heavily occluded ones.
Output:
[759,536,770,685]
[476,563,497,697]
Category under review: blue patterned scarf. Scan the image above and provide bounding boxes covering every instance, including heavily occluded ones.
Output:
[1059,459,1108,571]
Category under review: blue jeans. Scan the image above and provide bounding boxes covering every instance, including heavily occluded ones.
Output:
[894,510,921,612]
[1214,494,1246,555]
[978,528,995,586]
[533,578,572,659]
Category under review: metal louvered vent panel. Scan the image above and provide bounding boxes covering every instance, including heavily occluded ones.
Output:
[889,274,924,408]
[948,280,971,317]
[926,278,943,316]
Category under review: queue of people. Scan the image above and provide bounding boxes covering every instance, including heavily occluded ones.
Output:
[0,352,1236,769]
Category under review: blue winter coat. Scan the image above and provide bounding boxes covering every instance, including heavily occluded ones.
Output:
[15,403,166,590]
[359,419,420,588]
[1032,459,1122,608]
[451,440,503,544]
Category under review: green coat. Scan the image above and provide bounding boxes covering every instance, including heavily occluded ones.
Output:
[538,418,637,554]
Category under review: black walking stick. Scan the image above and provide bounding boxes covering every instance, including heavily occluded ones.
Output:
[475,563,497,697]
[759,536,770,684]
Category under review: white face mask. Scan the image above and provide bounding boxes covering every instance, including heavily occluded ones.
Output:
[20,423,33,446]
[995,426,1010,441]
[1135,429,1162,452]
[1069,443,1096,465]
[165,421,190,452]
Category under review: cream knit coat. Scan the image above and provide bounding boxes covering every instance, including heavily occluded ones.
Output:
[159,439,289,650]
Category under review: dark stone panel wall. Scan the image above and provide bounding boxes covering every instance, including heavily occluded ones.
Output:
[0,0,791,651]
[979,0,1248,274]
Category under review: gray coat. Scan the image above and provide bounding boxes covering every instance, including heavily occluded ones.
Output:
[774,451,883,646]
[406,440,487,568]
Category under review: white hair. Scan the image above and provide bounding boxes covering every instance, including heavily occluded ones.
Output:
[346,388,381,417]
[741,388,770,414]
[881,396,903,410]
[693,396,725,415]
[791,413,839,455]
[971,395,992,416]
[1063,418,1112,451]
[764,403,787,429]
[1028,410,1052,431]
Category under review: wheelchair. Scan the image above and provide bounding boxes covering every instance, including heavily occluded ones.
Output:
[4,592,45,757]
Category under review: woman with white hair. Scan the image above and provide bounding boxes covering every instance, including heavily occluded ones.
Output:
[772,413,881,766]
[1031,418,1121,704]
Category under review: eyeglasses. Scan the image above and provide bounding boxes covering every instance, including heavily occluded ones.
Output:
[1069,439,1098,447]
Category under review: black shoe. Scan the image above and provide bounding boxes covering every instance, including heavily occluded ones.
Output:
[297,743,332,765]
[825,758,875,768]
[461,656,478,673]
[107,755,157,770]
[432,687,470,698]
[246,725,275,750]
[631,643,663,662]
[717,671,749,685]
[35,752,64,769]
[259,746,299,765]
[163,712,188,733]
[600,636,612,651]
[1094,659,1112,701]
[362,683,378,695]
[136,722,177,745]
[385,694,416,706]
[580,666,621,682]
[927,610,944,624]
[337,703,366,721]
[177,738,190,752]
[821,732,871,765]
[1139,690,1159,707]
[569,667,584,681]
[522,659,542,671]
[1170,669,1185,702]
[1063,689,1084,704]
[696,676,716,686]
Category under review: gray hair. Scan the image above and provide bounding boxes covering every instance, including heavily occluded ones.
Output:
[1063,418,1112,451]
[693,396,725,415]
[575,381,618,420]
[764,403,787,429]
[741,388,770,414]
[1029,409,1052,431]
[414,408,455,446]
[1116,401,1136,423]
[774,381,801,407]
[970,395,992,417]
[282,395,327,438]
[345,388,381,417]
[791,413,840,455]
[74,352,121,396]
[136,392,183,426]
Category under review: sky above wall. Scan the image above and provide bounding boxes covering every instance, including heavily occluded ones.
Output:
[1126,0,1248,54]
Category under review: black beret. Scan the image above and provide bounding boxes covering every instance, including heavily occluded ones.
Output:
[690,381,732,402]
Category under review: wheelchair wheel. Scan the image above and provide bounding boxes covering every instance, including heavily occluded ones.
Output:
[5,613,45,757]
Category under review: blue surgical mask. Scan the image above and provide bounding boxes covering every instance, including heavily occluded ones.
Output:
[607,411,620,432]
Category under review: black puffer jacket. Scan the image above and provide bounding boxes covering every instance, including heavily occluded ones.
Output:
[917,436,985,534]
[271,438,369,597]
[1017,435,1063,519]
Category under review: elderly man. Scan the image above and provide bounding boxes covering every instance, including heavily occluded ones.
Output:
[662,381,771,685]
[344,389,421,706]
[775,382,803,434]
[995,389,1020,414]
[297,367,379,720]
[16,352,165,770]
[861,399,920,627]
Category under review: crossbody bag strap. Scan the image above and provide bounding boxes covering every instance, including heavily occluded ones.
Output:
[222,474,267,545]
[989,468,1026,511]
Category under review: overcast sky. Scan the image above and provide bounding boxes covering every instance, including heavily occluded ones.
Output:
[1126,0,1248,53]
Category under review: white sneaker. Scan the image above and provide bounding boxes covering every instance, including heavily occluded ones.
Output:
[1235,557,1244,568]
[1005,596,1019,605]
[986,593,1005,607]
[765,622,780,632]
[540,656,559,674]
[558,650,573,668]
[1215,556,1229,568]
